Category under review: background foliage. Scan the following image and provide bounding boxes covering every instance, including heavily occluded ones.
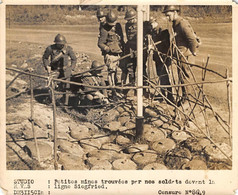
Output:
[6,5,232,26]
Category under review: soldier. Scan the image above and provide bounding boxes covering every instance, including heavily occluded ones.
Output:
[163,5,201,104]
[42,34,77,104]
[98,9,125,87]
[80,60,109,105]
[146,17,174,103]
[123,8,137,85]
[96,8,107,29]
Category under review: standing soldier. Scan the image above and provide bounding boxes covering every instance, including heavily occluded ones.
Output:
[96,8,107,29]
[42,34,77,104]
[163,5,201,104]
[123,8,137,85]
[98,9,125,88]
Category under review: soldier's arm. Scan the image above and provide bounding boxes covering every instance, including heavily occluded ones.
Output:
[125,23,129,41]
[42,46,52,73]
[101,79,108,97]
[98,28,110,52]
[67,46,77,70]
[116,23,125,47]
[181,20,198,55]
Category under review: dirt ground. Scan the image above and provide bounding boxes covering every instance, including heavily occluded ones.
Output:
[6,20,232,170]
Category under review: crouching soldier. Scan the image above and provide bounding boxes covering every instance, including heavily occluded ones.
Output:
[80,60,109,106]
[42,34,77,104]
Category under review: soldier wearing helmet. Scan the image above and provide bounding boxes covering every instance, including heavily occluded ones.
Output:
[79,60,109,106]
[42,34,77,102]
[98,9,125,90]
[163,5,199,59]
[96,9,107,28]
[122,8,137,86]
[43,34,77,76]
[163,5,201,104]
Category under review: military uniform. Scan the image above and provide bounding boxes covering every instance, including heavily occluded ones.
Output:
[123,21,137,85]
[173,16,199,79]
[80,72,108,104]
[152,28,173,101]
[98,23,124,86]
[42,44,77,79]
[173,16,198,57]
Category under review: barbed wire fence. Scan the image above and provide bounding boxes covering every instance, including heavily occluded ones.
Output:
[6,39,232,169]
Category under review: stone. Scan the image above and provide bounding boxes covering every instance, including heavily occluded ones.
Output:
[132,150,158,165]
[184,138,211,152]
[127,143,149,153]
[90,134,111,145]
[103,121,121,132]
[104,109,120,121]
[87,149,131,162]
[6,124,23,136]
[22,120,48,139]
[167,124,180,131]
[172,131,190,142]
[80,138,101,151]
[58,153,87,170]
[83,122,99,132]
[143,163,168,170]
[152,119,164,127]
[125,121,136,129]
[118,126,129,132]
[70,124,90,140]
[145,108,158,117]
[87,157,112,170]
[57,132,71,140]
[120,111,131,117]
[116,106,126,114]
[118,116,131,126]
[116,135,131,146]
[101,143,122,153]
[150,139,176,154]
[112,159,137,170]
[165,148,192,169]
[182,159,207,170]
[204,143,232,162]
[91,164,112,170]
[143,125,167,142]
[24,141,53,161]
[58,140,85,158]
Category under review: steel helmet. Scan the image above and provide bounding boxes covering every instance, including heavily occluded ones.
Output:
[91,60,103,70]
[106,10,118,26]
[96,9,106,18]
[163,5,180,13]
[54,34,66,44]
[124,8,136,20]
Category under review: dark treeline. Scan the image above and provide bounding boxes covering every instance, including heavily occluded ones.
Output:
[6,5,232,25]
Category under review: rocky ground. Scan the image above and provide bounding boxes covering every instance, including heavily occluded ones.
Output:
[6,42,232,170]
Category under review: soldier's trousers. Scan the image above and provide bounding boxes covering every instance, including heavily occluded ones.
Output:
[104,54,120,86]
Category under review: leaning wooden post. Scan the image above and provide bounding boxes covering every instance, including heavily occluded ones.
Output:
[226,69,232,146]
[49,81,58,170]
[30,76,41,162]
[136,5,144,139]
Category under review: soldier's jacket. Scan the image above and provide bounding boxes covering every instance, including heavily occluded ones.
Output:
[42,44,77,70]
[172,16,199,56]
[98,23,125,55]
[125,22,137,51]
[80,72,108,97]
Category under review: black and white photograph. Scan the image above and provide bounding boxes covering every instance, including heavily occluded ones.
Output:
[1,1,238,194]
